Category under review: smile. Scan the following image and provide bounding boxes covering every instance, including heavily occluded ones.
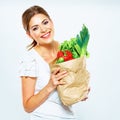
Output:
[41,32,50,38]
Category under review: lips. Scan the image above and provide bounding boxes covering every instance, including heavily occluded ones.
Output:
[41,32,50,39]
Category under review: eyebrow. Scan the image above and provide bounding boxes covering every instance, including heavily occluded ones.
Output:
[30,18,48,29]
[31,25,39,29]
[42,18,48,23]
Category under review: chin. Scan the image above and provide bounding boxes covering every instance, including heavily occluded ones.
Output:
[47,39,54,44]
[42,39,53,45]
[46,36,54,43]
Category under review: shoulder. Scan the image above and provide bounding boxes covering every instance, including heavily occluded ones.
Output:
[19,49,36,62]
[18,49,39,77]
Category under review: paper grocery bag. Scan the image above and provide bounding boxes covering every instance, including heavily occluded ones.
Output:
[50,57,90,106]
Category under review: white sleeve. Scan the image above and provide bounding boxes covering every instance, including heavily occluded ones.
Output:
[18,54,38,77]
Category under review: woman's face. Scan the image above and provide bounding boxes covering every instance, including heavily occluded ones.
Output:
[28,14,54,45]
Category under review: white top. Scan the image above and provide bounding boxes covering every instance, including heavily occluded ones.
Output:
[19,49,75,119]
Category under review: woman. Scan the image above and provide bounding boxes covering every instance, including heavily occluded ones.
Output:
[19,5,88,120]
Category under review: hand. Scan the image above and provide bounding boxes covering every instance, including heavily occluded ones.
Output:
[48,67,68,90]
[81,87,91,101]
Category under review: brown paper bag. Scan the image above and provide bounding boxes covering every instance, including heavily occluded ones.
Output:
[50,57,90,106]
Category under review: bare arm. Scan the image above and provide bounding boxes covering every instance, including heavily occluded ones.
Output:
[21,68,68,113]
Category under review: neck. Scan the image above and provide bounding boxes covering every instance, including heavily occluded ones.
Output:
[34,40,59,58]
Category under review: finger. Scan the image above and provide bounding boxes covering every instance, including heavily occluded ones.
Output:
[52,67,60,75]
[56,71,68,80]
[81,97,88,101]
[88,87,91,92]
[58,80,66,85]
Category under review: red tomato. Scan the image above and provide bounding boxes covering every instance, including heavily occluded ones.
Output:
[65,50,73,57]
[63,56,70,61]
[57,51,64,58]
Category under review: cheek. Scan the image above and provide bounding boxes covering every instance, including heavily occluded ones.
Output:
[30,32,39,39]
[49,21,54,29]
[50,24,54,34]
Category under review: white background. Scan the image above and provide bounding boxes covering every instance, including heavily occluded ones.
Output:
[0,0,120,120]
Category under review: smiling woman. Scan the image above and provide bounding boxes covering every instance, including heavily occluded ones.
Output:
[19,5,78,120]
[28,14,54,45]
[22,6,54,49]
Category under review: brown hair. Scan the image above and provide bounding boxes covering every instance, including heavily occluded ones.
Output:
[22,5,51,49]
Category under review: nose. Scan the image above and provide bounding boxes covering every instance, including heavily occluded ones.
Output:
[40,25,47,33]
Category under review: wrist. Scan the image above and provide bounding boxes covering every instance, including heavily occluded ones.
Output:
[45,84,55,93]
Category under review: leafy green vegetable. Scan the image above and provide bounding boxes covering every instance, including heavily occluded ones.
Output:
[56,24,90,63]
[76,24,90,57]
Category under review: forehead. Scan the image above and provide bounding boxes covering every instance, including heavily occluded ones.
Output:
[29,14,49,26]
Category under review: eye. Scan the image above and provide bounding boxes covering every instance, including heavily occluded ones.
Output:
[43,20,49,25]
[32,26,39,31]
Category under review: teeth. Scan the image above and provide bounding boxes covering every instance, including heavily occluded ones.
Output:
[42,32,49,38]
